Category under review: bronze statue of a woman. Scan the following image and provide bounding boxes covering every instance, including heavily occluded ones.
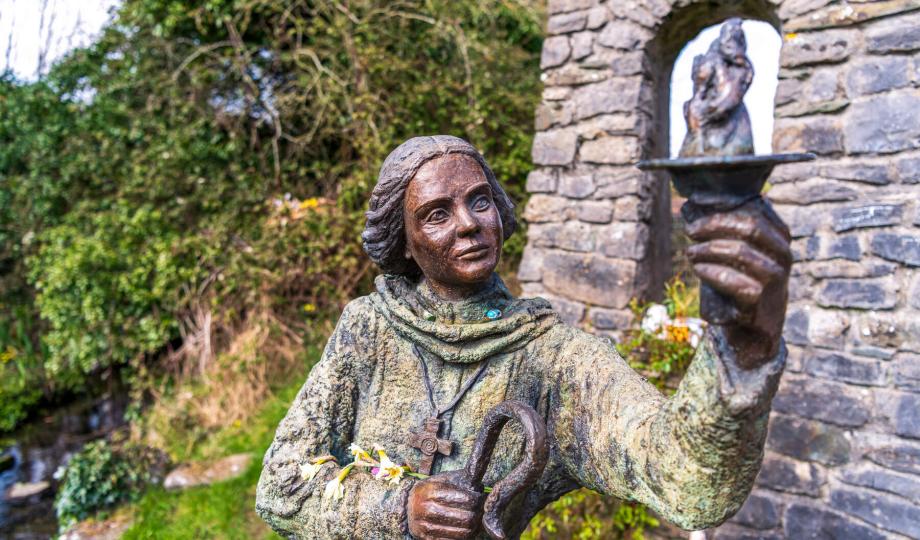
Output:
[256,135,790,539]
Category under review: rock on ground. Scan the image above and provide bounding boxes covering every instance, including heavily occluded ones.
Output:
[163,453,253,490]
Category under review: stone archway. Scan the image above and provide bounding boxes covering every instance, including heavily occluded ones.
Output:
[522,1,920,538]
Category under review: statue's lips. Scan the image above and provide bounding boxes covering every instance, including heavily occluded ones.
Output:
[455,245,491,260]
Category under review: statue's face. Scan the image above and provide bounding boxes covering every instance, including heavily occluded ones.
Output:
[403,153,503,297]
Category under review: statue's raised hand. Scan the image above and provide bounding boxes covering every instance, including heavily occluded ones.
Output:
[685,199,791,369]
[408,470,484,540]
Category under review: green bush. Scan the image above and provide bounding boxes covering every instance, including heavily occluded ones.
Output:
[54,439,170,529]
[0,0,543,430]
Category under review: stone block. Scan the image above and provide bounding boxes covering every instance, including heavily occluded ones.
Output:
[597,222,648,260]
[554,221,596,252]
[532,129,577,166]
[541,86,571,101]
[783,307,809,345]
[777,0,835,20]
[773,117,843,155]
[731,493,781,530]
[585,7,609,29]
[547,11,587,35]
[773,377,871,427]
[768,414,851,466]
[597,21,651,50]
[832,203,903,232]
[713,524,783,540]
[817,278,897,310]
[870,232,920,266]
[866,11,920,53]
[542,293,586,326]
[583,50,645,76]
[827,236,860,260]
[594,170,642,198]
[897,156,920,184]
[821,162,891,185]
[576,114,641,140]
[579,136,641,165]
[541,36,571,69]
[517,246,545,282]
[756,454,825,496]
[558,173,596,199]
[804,308,849,348]
[774,77,802,106]
[548,0,593,14]
[576,200,613,224]
[845,56,911,97]
[535,101,574,131]
[804,260,896,279]
[767,179,857,205]
[840,464,920,504]
[846,92,920,154]
[851,312,907,350]
[805,352,884,386]
[570,31,593,60]
[896,393,920,439]
[542,251,636,308]
[784,503,887,540]
[523,195,569,223]
[572,77,643,121]
[589,307,632,330]
[542,64,610,86]
[781,29,858,67]
[867,443,920,475]
[525,169,558,194]
[831,487,920,538]
[911,275,920,309]
[613,195,651,222]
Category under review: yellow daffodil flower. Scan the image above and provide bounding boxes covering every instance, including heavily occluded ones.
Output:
[373,446,406,485]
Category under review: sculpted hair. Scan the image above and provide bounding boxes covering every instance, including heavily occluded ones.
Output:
[362,135,517,276]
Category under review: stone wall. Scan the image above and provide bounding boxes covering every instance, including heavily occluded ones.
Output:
[521,0,920,538]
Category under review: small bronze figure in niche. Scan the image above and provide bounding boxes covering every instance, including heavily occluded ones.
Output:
[681,17,755,157]
[256,133,792,539]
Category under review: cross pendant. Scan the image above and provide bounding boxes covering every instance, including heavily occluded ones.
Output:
[408,417,453,475]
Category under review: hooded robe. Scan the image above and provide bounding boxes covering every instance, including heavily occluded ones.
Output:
[256,273,784,539]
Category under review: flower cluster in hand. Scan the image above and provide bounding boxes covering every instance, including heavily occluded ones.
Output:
[302,444,427,502]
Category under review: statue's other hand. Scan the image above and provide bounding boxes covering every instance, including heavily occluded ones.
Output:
[407,472,484,540]
[685,200,792,369]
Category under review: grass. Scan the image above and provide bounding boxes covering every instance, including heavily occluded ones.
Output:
[122,361,311,539]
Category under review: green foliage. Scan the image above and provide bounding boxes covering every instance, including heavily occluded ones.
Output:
[617,277,701,391]
[55,439,170,528]
[0,0,543,430]
[523,490,659,540]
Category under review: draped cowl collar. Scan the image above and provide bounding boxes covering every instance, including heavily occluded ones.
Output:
[369,273,558,364]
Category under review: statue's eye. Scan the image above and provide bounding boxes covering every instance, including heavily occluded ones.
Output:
[426,208,449,223]
[472,196,491,211]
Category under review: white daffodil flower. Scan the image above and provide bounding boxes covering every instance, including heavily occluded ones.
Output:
[323,464,353,501]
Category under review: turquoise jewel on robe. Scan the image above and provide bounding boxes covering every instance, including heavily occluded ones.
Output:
[485,308,502,320]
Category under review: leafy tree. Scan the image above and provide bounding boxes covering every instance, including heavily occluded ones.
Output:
[0,0,543,430]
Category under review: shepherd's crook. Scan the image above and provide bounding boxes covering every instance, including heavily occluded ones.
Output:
[455,400,549,540]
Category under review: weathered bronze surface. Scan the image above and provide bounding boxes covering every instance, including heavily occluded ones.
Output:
[256,135,792,539]
[409,400,549,540]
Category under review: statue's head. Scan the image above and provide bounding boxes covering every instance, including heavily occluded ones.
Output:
[716,18,747,63]
[363,136,516,293]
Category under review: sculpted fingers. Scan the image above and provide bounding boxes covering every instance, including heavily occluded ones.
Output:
[687,239,785,285]
[694,263,763,306]
[686,211,792,270]
[427,484,481,508]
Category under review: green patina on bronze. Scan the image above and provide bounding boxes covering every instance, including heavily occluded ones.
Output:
[255,274,785,539]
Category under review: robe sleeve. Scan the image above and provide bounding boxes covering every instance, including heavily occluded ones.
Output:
[255,298,413,539]
[548,324,785,531]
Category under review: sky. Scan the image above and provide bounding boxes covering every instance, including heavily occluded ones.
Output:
[0,0,119,80]
[0,2,781,157]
